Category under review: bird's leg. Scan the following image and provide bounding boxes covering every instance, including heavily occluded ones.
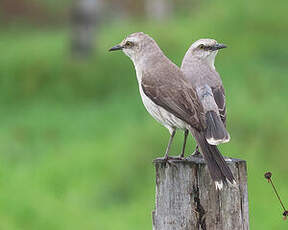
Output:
[192,145,202,157]
[185,145,203,161]
[164,130,176,159]
[180,129,189,158]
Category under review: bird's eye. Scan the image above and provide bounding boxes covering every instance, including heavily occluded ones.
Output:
[125,41,134,47]
[199,44,205,49]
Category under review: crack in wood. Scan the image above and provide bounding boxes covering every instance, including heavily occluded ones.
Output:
[193,185,207,230]
[153,158,249,230]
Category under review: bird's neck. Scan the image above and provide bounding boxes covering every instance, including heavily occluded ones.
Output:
[133,50,165,83]
[206,54,216,70]
[183,55,216,71]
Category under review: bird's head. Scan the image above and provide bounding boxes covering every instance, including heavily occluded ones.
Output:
[186,38,227,64]
[109,32,159,62]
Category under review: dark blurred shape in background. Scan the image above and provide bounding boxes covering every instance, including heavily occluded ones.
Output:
[70,0,103,58]
[0,0,287,230]
[0,0,65,25]
[145,0,173,21]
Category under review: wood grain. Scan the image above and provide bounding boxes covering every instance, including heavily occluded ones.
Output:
[152,156,249,230]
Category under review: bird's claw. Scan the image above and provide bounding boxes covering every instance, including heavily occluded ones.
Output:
[184,150,203,161]
[162,155,187,168]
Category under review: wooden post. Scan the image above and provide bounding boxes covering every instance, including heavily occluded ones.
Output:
[152,157,249,230]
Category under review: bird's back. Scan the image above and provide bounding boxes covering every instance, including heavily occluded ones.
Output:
[181,59,222,89]
[141,55,205,130]
[181,56,227,126]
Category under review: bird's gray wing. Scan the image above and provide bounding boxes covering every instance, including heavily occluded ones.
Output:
[212,85,226,126]
[141,74,203,130]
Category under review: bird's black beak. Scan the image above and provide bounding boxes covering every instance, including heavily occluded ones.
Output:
[109,44,123,52]
[211,43,227,51]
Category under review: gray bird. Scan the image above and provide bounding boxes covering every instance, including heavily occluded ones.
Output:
[109,32,235,189]
[181,39,230,156]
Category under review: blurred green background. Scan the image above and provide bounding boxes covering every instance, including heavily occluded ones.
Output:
[0,0,287,229]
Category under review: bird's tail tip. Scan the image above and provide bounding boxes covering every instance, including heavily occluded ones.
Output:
[215,181,224,190]
[215,179,237,190]
[205,110,230,145]
[207,134,230,145]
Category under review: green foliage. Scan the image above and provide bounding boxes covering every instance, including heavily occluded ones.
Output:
[0,1,288,229]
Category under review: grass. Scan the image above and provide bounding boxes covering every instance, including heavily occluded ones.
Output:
[0,99,156,230]
[0,96,287,229]
[0,0,288,228]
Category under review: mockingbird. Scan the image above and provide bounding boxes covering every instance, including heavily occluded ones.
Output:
[181,39,230,156]
[109,32,235,189]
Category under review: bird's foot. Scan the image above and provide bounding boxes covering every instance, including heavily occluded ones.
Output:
[164,156,180,168]
[166,155,186,161]
[155,155,186,168]
[192,150,202,158]
[185,150,203,161]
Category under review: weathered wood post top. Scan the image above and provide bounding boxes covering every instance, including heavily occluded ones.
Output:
[152,156,249,230]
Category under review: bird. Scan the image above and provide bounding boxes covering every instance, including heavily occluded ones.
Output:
[110,33,189,159]
[181,39,230,156]
[109,32,235,189]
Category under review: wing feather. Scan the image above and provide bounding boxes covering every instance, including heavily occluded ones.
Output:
[141,72,203,130]
[212,85,226,125]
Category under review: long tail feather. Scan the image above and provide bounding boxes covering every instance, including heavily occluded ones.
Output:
[190,129,235,189]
